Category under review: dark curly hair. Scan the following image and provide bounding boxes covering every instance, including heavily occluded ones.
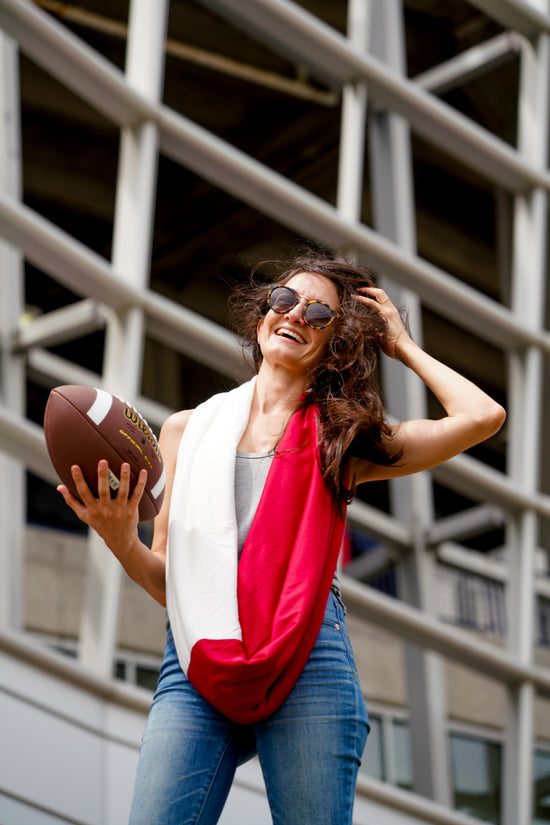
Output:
[229,249,402,504]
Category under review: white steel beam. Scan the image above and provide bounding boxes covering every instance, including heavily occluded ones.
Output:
[0,0,150,126]
[0,194,247,378]
[0,4,550,353]
[426,504,506,546]
[0,404,55,482]
[415,32,522,96]
[2,0,550,196]
[34,0,337,107]
[435,543,550,601]
[196,0,550,193]
[343,545,400,582]
[502,15,550,822]
[367,0,449,804]
[78,0,169,678]
[157,109,550,353]
[335,0,370,222]
[14,299,108,350]
[0,30,24,633]
[334,0,370,589]
[340,574,550,696]
[433,453,550,518]
[467,0,550,37]
[26,348,172,431]
[3,160,550,359]
[348,497,411,550]
[26,348,102,394]
[201,0,550,71]
[436,543,507,583]
[356,773,485,825]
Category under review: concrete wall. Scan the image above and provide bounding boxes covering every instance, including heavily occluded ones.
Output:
[24,525,550,743]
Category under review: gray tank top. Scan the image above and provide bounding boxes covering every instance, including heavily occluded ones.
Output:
[234,449,341,595]
[235,449,274,557]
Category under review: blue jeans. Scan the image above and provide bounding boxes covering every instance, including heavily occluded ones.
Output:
[128,591,369,825]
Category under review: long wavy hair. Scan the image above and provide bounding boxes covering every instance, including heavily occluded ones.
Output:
[229,249,402,504]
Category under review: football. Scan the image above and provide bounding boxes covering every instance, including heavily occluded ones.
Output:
[44,385,165,522]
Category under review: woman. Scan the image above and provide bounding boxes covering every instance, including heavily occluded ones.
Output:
[58,252,505,825]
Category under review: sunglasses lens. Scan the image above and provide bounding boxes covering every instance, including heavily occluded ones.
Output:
[304,303,333,328]
[268,286,297,312]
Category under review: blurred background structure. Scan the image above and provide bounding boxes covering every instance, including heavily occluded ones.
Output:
[1,0,550,823]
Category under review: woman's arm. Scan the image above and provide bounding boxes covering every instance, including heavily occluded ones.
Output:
[350,287,506,485]
[57,409,192,607]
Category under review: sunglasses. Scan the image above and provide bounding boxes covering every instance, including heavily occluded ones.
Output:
[266,285,340,329]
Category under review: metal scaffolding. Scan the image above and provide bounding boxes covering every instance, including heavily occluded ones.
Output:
[0,1,549,823]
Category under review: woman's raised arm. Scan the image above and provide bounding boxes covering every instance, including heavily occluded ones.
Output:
[351,287,506,485]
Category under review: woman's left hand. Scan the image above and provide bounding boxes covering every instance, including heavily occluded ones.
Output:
[353,286,410,359]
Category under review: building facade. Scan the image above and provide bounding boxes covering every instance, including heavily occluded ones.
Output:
[1,1,550,823]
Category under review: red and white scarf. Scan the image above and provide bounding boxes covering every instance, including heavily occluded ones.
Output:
[166,378,346,723]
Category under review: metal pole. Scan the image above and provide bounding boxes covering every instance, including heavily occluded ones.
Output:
[2,0,550,193]
[502,16,550,824]
[78,0,169,676]
[196,0,550,192]
[336,0,370,222]
[3,160,550,353]
[0,29,24,632]
[467,0,550,37]
[367,0,450,805]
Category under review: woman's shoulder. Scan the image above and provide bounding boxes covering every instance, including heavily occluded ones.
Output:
[162,409,194,433]
[159,410,194,456]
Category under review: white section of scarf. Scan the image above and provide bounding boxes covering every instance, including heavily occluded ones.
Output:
[165,378,257,673]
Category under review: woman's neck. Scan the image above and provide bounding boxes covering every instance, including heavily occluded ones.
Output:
[237,367,308,453]
[254,364,308,415]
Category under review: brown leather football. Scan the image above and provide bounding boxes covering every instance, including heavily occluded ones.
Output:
[44,385,165,522]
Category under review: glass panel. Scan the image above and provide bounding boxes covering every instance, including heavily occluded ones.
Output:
[360,715,385,780]
[450,733,501,824]
[534,749,550,824]
[538,599,550,648]
[392,720,413,790]
[114,660,126,680]
[136,665,160,692]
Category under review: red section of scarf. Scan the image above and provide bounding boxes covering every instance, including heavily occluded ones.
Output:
[186,404,346,723]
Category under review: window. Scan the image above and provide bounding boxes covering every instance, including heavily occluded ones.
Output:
[538,600,550,649]
[361,715,385,780]
[450,733,501,824]
[360,713,413,789]
[437,567,506,637]
[392,719,413,790]
[114,653,161,691]
[534,749,550,824]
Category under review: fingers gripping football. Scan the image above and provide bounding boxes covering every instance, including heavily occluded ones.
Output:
[57,460,148,552]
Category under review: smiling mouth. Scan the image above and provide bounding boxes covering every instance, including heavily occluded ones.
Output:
[276,328,306,344]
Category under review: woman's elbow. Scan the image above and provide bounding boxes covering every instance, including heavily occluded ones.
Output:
[479,401,506,439]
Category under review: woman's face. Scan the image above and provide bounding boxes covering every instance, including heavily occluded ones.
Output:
[257,272,340,375]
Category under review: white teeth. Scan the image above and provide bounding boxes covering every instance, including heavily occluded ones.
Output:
[276,328,306,344]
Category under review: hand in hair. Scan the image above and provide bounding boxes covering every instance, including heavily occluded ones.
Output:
[352,286,409,359]
[349,284,505,485]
